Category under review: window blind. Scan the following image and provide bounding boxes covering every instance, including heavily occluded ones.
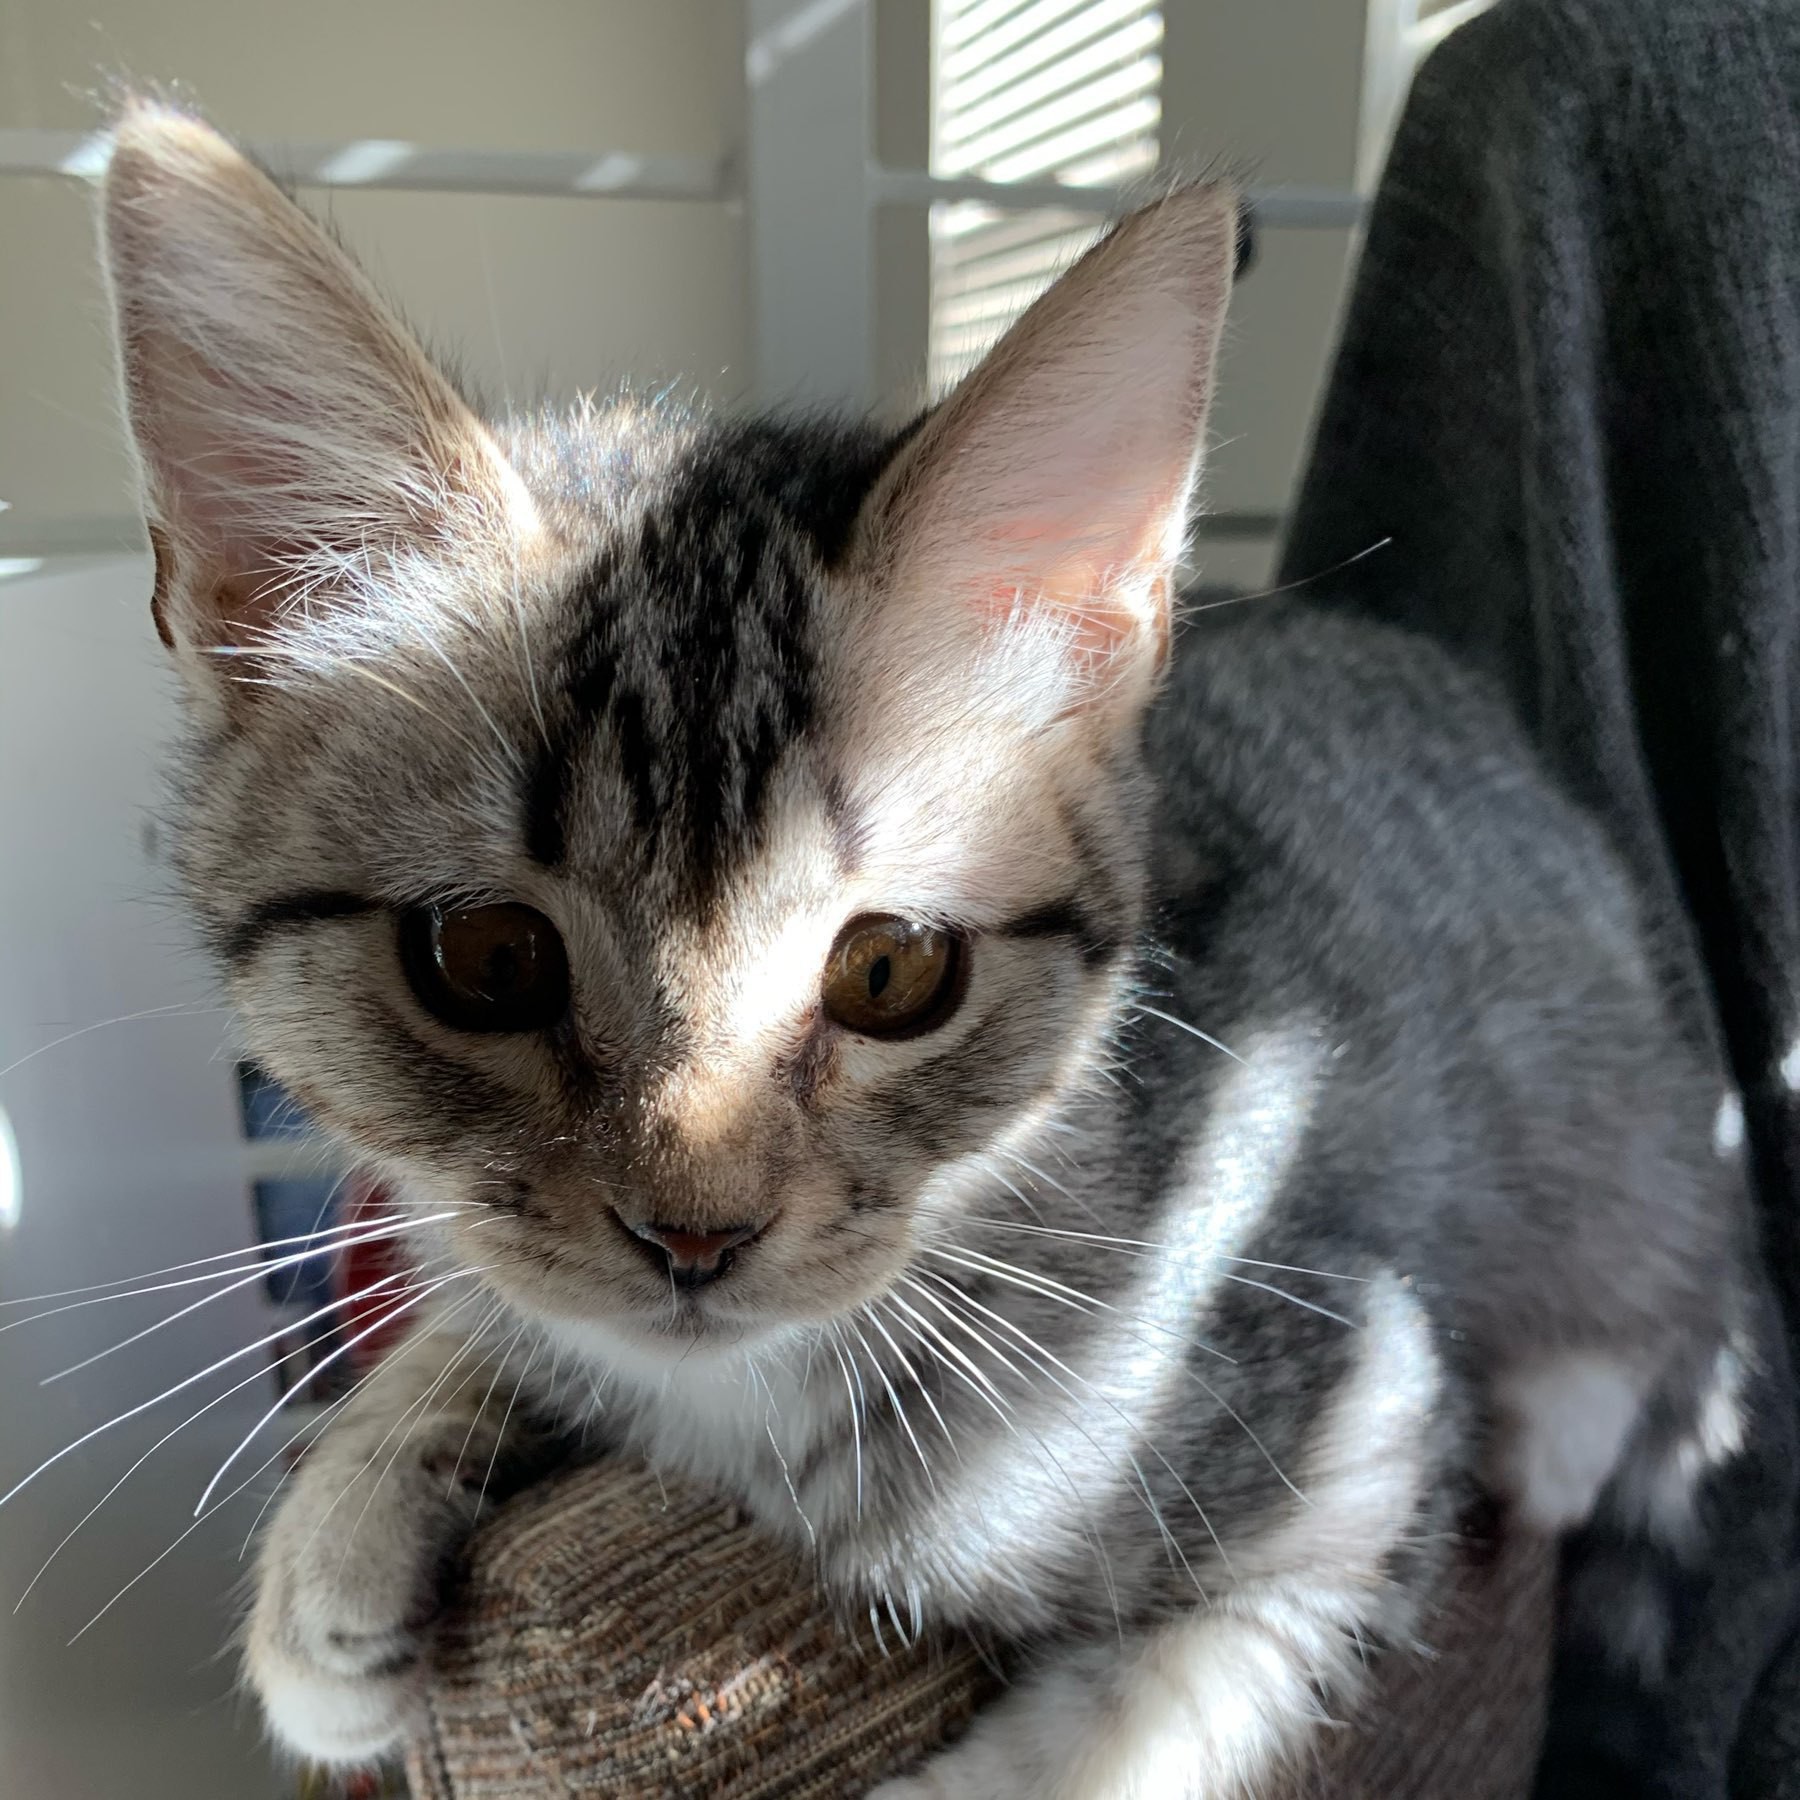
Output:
[929,0,1163,394]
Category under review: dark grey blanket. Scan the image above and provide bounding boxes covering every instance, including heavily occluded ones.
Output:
[1278,0,1800,1790]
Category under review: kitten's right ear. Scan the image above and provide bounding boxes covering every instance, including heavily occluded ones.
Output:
[101,101,534,683]
[855,183,1236,733]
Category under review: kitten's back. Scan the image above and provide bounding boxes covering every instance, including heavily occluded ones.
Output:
[1151,597,1737,1357]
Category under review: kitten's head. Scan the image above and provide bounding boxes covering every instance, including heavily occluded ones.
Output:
[101,103,1234,1362]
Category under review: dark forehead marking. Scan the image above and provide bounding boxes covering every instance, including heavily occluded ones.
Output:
[525,415,920,900]
[820,770,867,874]
[525,542,615,869]
[700,411,927,568]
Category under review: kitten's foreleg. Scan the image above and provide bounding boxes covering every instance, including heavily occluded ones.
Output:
[871,1271,1444,1799]
[867,1583,1377,1800]
[245,1317,549,1766]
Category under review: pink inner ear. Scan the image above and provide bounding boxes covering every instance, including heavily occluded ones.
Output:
[104,106,543,671]
[976,574,1136,658]
[962,463,1191,657]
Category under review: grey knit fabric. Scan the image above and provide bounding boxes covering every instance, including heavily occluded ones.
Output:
[1279,1,1800,1789]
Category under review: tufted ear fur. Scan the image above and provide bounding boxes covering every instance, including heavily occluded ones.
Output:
[100,101,536,687]
[859,184,1237,727]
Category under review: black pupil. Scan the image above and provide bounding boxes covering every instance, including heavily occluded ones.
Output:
[481,942,522,996]
[404,903,568,1035]
[867,954,892,999]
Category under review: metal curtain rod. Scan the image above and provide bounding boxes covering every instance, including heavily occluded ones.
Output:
[0,128,1366,228]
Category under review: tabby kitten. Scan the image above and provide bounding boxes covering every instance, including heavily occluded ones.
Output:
[101,101,1769,1798]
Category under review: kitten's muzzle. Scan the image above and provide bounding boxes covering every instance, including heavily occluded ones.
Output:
[617,1213,768,1289]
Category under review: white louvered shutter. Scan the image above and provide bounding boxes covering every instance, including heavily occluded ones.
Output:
[928,0,1164,395]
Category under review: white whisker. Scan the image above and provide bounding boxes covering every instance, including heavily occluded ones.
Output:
[331,1296,500,1580]
[959,1215,1369,1282]
[14,1302,373,1613]
[289,1291,503,1571]
[21,1212,463,1372]
[444,1320,526,1498]
[749,1359,817,1551]
[67,1353,373,1648]
[860,1303,962,1462]
[924,1242,1235,1364]
[826,1328,866,1519]
[240,1349,402,1559]
[0,1003,231,1083]
[1215,1270,1358,1329]
[928,1242,1304,1496]
[920,1270,1228,1579]
[848,1309,936,1495]
[194,1268,490,1514]
[58,1279,487,1647]
[1129,1002,1244,1063]
[0,1265,472,1514]
[473,1336,541,1527]
[879,1291,1016,1425]
[1176,536,1392,616]
[0,1206,460,1311]
[892,1279,1130,1622]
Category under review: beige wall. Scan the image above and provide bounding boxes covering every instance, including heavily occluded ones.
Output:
[0,0,748,554]
[0,0,1376,568]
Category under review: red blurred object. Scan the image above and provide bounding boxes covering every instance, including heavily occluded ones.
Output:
[335,1172,414,1366]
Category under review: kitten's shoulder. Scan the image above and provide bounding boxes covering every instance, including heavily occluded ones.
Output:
[1149,596,1634,942]
[1158,596,1520,776]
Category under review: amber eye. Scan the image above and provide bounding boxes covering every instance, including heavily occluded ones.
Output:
[821,914,964,1038]
[398,902,571,1034]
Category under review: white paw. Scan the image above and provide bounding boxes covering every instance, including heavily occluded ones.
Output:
[1495,1353,1647,1534]
[868,1776,952,1800]
[868,1758,999,1800]
[246,1422,490,1764]
[255,1642,430,1768]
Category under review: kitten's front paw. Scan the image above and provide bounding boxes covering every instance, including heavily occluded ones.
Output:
[868,1762,999,1800]
[868,1777,954,1800]
[246,1425,487,1765]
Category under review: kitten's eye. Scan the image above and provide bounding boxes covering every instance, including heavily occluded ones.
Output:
[822,915,963,1038]
[399,903,570,1034]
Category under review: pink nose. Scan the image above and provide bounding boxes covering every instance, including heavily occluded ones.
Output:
[620,1216,765,1288]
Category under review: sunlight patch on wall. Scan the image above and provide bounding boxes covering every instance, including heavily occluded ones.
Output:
[0,1103,21,1231]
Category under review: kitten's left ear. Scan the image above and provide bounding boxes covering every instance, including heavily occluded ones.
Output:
[101,100,535,679]
[860,183,1236,719]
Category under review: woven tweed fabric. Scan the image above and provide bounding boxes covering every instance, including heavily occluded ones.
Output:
[407,1458,1553,1800]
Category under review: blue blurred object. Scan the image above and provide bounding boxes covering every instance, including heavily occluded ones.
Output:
[236,1060,316,1141]
[252,1177,342,1305]
[238,1062,340,1304]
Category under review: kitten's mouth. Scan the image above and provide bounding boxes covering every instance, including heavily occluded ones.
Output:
[610,1294,792,1360]
[639,1304,715,1338]
[645,1302,746,1340]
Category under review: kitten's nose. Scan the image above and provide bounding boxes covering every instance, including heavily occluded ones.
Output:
[620,1215,765,1289]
